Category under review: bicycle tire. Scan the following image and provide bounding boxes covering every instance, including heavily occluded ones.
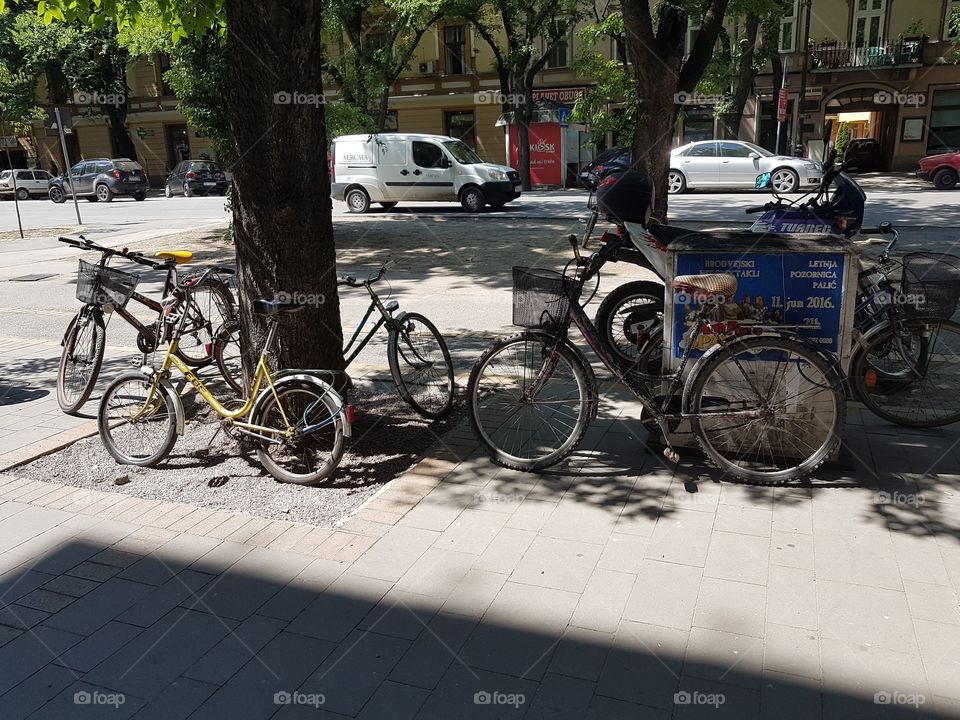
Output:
[387,312,455,419]
[172,279,236,367]
[688,335,843,484]
[594,280,665,366]
[467,331,593,471]
[213,320,245,395]
[98,372,179,467]
[250,377,345,485]
[57,307,106,414]
[851,317,960,428]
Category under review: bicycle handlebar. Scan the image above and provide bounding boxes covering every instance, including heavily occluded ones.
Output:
[745,204,770,214]
[338,263,389,287]
[59,235,173,270]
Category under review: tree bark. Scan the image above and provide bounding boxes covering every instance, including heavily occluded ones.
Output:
[515,79,534,191]
[225,0,344,378]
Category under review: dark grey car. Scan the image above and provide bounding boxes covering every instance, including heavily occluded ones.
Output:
[164,160,229,197]
[48,159,148,203]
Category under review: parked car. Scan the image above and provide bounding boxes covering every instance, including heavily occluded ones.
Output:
[0,169,53,199]
[578,147,631,188]
[917,150,959,190]
[330,133,521,212]
[841,138,882,172]
[164,159,229,197]
[48,159,148,203]
[668,140,822,194]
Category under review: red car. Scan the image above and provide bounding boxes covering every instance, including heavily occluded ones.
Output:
[917,151,959,190]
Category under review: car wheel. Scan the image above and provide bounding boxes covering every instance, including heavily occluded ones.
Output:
[770,168,799,193]
[667,170,686,194]
[379,202,398,210]
[133,192,146,201]
[49,187,66,203]
[164,184,173,198]
[345,187,370,213]
[460,186,485,212]
[95,184,113,202]
[933,168,958,191]
[183,183,194,198]
[15,187,29,201]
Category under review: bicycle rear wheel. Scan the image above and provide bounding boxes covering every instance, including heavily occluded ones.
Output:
[688,335,843,484]
[467,332,593,471]
[173,280,235,366]
[851,318,960,428]
[213,320,244,395]
[57,307,105,414]
[387,312,454,419]
[250,378,345,485]
[98,373,178,466]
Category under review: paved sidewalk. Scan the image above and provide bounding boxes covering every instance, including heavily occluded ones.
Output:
[0,389,958,719]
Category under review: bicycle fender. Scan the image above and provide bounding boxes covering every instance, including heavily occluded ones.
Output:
[680,340,727,414]
[158,378,186,435]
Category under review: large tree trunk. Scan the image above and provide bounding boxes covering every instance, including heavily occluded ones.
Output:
[515,80,535,191]
[723,14,760,139]
[106,108,137,160]
[226,0,344,378]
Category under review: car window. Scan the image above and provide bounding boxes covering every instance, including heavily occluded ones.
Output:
[412,141,445,168]
[16,171,33,180]
[35,171,49,180]
[71,163,84,176]
[720,142,755,158]
[114,161,143,171]
[684,143,718,158]
[96,161,112,173]
[190,161,220,172]
[0,170,9,179]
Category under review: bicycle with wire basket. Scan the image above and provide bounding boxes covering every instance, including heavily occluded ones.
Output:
[57,235,236,414]
[211,263,455,418]
[466,233,847,485]
[98,270,351,485]
[846,225,960,428]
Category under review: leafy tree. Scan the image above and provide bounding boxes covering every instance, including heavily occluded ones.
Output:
[834,121,850,158]
[621,0,732,219]
[18,0,345,377]
[458,0,585,190]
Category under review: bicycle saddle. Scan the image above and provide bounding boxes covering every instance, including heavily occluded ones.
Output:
[155,250,194,264]
[672,273,738,301]
[252,299,307,316]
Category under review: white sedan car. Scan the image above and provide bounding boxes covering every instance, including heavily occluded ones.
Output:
[669,140,822,194]
[0,169,53,200]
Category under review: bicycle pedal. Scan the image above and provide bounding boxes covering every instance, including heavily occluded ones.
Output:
[663,447,680,464]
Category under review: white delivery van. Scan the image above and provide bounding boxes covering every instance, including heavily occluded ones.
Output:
[330,133,521,213]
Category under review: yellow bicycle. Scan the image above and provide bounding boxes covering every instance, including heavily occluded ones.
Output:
[97,282,351,485]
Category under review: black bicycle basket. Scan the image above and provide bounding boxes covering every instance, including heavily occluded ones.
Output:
[900,252,960,319]
[75,260,139,307]
[512,267,573,330]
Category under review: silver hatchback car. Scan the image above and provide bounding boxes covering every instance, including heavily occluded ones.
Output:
[669,140,822,194]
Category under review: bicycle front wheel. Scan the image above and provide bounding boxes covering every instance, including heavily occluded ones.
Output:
[98,373,179,467]
[251,379,345,485]
[689,336,843,484]
[57,308,105,414]
[851,318,960,428]
[467,332,592,471]
[387,312,455,419]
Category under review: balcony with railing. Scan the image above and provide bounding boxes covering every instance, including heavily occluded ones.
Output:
[811,37,925,70]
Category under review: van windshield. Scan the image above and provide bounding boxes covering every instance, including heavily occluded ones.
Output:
[442,140,482,165]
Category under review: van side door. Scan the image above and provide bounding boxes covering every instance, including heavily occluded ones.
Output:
[410,141,455,201]
[374,141,409,202]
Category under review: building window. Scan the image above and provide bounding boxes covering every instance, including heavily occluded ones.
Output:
[445,110,475,148]
[685,26,700,57]
[544,36,569,68]
[157,53,174,97]
[779,0,798,52]
[443,26,467,75]
[852,0,887,47]
[945,0,960,39]
[927,89,960,156]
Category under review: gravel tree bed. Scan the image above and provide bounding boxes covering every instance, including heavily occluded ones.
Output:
[8,383,461,527]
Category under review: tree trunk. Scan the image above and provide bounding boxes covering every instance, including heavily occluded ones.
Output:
[515,79,534,191]
[375,89,391,131]
[225,0,344,378]
[724,14,760,139]
[107,108,137,160]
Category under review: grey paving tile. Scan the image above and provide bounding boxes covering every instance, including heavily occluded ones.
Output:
[817,580,919,656]
[763,623,821,681]
[645,509,715,567]
[524,672,595,720]
[349,525,440,582]
[0,568,56,605]
[83,608,235,699]
[388,611,478,690]
[56,620,143,673]
[511,536,603,593]
[357,589,440,641]
[570,569,635,633]
[441,569,507,619]
[117,569,213,627]
[257,558,348,622]
[183,614,286,686]
[286,573,393,643]
[684,626,764,691]
[769,530,815,570]
[66,561,122,582]
[25,681,145,720]
[766,565,818,631]
[15,589,75,614]
[90,548,144,569]
[432,509,508,555]
[585,695,670,719]
[0,623,21,647]
[40,575,100,598]
[815,529,903,591]
[595,620,686,709]
[356,680,429,720]
[547,626,613,683]
[703,531,770,586]
[298,629,411,716]
[674,675,761,719]
[692,577,766,638]
[623,560,703,630]
[30,543,103,576]
[394,548,475,599]
[414,665,538,719]
[0,604,48,629]
[189,631,337,720]
[596,532,650,575]
[44,578,152,636]
[0,624,83,695]
[129,677,218,720]
[759,671,822,720]
[118,534,221,586]
[0,662,77,720]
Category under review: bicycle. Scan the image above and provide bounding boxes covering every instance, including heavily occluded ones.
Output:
[98,274,351,485]
[215,264,456,419]
[466,233,845,485]
[57,235,236,414]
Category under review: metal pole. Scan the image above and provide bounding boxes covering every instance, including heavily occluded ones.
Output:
[793,0,813,153]
[3,142,24,239]
[775,57,789,155]
[54,107,82,225]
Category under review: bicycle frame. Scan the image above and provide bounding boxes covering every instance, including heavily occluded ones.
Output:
[341,282,403,366]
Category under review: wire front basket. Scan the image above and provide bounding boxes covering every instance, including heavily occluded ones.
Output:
[512,267,572,330]
[75,260,139,307]
[900,252,960,320]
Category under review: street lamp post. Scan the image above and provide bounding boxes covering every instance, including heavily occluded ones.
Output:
[792,0,813,155]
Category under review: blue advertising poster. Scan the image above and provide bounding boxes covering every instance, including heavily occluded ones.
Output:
[672,252,845,357]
